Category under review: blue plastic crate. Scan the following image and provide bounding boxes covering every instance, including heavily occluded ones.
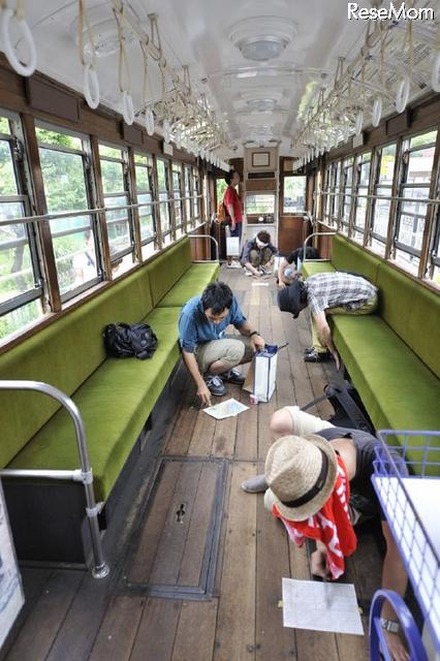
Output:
[372,430,440,651]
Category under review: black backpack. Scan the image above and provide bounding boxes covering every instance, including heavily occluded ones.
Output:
[301,381,375,434]
[103,322,158,360]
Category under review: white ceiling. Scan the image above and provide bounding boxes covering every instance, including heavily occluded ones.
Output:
[4,0,440,160]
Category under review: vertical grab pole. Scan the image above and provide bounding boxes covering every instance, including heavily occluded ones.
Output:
[0,380,110,578]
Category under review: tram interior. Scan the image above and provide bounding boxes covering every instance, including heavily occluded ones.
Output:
[1,1,440,659]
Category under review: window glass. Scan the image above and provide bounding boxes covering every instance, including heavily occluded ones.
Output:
[283,175,306,212]
[184,165,193,226]
[341,157,354,234]
[99,142,133,273]
[246,194,275,217]
[192,166,200,224]
[37,127,99,295]
[394,131,437,274]
[352,152,371,242]
[370,144,396,256]
[1,116,43,339]
[134,153,155,248]
[172,164,184,236]
[156,159,171,237]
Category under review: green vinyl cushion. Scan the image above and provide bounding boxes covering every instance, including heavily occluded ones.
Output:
[157,262,219,307]
[0,263,154,468]
[332,235,381,285]
[377,263,440,379]
[301,261,335,278]
[8,306,181,501]
[332,315,440,471]
[147,237,193,306]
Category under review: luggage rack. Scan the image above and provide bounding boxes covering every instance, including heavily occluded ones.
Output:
[370,430,440,657]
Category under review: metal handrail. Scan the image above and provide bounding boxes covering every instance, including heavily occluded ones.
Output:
[0,380,110,579]
[302,231,336,261]
[188,234,219,263]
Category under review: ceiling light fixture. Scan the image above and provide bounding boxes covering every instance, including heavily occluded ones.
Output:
[228,16,295,63]
[237,36,288,62]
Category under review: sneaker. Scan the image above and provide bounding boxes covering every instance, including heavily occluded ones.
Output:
[303,349,332,363]
[241,474,268,493]
[260,266,273,275]
[221,367,245,385]
[204,374,227,396]
[244,269,253,277]
[303,346,315,355]
[226,261,242,269]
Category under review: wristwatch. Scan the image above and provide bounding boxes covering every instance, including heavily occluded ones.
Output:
[249,331,259,337]
[380,618,400,634]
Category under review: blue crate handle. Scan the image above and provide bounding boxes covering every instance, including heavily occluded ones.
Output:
[369,589,427,661]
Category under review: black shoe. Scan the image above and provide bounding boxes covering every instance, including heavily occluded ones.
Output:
[221,367,245,385]
[204,374,227,396]
[303,349,332,363]
[303,346,315,355]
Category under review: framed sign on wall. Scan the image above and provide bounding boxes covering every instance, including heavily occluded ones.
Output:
[251,151,270,168]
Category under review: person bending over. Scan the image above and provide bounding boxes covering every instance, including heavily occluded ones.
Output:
[278,271,378,367]
[178,281,265,406]
[241,230,277,277]
[242,406,409,661]
[277,246,319,287]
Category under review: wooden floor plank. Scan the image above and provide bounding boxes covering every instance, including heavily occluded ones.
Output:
[5,570,83,661]
[213,462,257,661]
[88,595,145,661]
[149,462,204,586]
[188,408,217,457]
[46,572,112,661]
[129,598,181,661]
[171,600,218,661]
[129,460,182,583]
[255,497,297,660]
[178,461,220,587]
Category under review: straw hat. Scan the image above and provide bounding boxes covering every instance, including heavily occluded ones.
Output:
[264,434,338,521]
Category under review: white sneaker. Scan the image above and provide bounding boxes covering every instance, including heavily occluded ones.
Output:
[226,261,241,269]
[241,474,268,493]
[244,269,252,277]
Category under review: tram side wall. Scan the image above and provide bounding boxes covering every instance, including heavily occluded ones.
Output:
[0,236,219,564]
[302,234,440,471]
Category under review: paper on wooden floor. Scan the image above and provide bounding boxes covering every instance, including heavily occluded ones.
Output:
[203,397,249,419]
[282,578,364,635]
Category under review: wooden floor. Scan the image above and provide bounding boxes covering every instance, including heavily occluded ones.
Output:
[1,264,384,661]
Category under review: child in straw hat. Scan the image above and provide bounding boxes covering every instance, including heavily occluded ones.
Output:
[242,405,410,661]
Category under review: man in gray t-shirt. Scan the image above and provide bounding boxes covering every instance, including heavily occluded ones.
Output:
[278,271,378,367]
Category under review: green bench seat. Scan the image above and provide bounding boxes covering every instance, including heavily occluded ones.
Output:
[0,235,219,563]
[301,233,440,472]
[7,306,181,502]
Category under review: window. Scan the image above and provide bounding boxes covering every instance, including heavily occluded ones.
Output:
[245,193,275,220]
[172,163,185,237]
[340,157,354,234]
[184,165,193,227]
[99,142,133,275]
[394,130,437,275]
[0,113,43,339]
[38,126,101,297]
[323,162,339,227]
[156,159,171,243]
[283,175,306,213]
[192,166,201,226]
[369,143,396,257]
[134,152,156,259]
[352,152,371,243]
